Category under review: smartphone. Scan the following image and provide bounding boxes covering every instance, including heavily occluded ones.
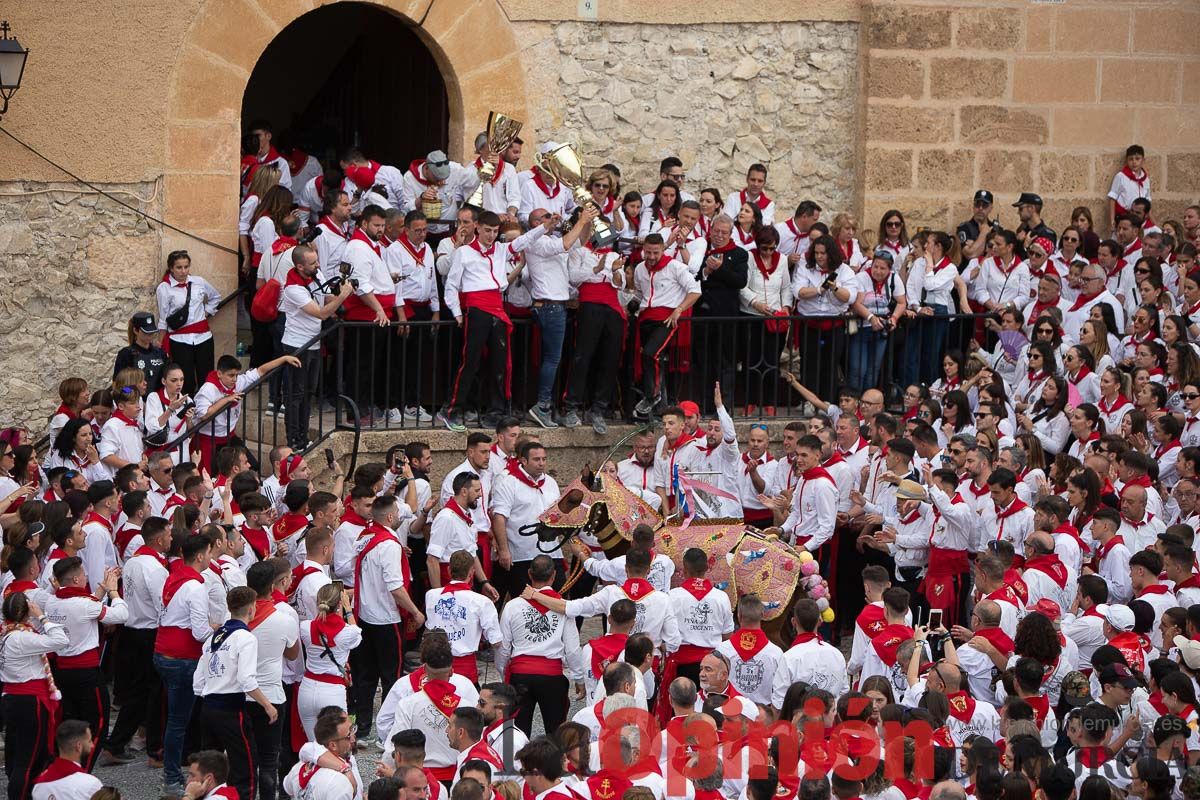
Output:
[929,608,943,630]
[324,448,336,469]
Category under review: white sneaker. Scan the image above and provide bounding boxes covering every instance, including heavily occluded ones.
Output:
[404,406,434,423]
[385,407,405,424]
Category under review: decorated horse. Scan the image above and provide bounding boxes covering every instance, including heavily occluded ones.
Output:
[526,473,833,646]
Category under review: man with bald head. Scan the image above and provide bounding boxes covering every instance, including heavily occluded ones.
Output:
[1063,262,1124,341]
[859,389,885,427]
[696,651,739,707]
[1119,482,1165,552]
[1020,531,1070,611]
[930,781,968,800]
[952,599,1013,707]
[924,643,1001,746]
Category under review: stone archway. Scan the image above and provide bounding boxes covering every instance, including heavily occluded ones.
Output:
[160,0,531,334]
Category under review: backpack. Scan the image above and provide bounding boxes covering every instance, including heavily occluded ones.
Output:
[250,249,289,323]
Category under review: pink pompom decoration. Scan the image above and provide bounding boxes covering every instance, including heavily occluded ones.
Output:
[800,560,819,576]
[809,584,827,599]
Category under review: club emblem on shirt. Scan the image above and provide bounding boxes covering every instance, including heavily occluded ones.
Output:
[738,631,758,650]
[595,780,614,799]
[684,602,712,628]
[949,694,969,714]
[522,607,555,642]
[734,660,764,692]
[867,620,885,635]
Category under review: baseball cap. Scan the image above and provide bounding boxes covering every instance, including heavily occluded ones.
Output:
[973,190,994,206]
[538,141,562,156]
[1059,671,1093,708]
[1013,192,1044,208]
[895,479,927,502]
[1098,663,1138,690]
[679,401,700,417]
[132,312,157,335]
[1097,603,1135,632]
[720,696,759,722]
[424,150,452,182]
[1174,635,1200,670]
[1027,598,1062,621]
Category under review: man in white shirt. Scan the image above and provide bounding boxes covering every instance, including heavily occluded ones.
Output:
[723,163,775,226]
[282,709,356,800]
[1063,263,1125,343]
[496,555,586,736]
[401,149,481,239]
[775,200,821,268]
[312,189,352,282]
[617,429,662,509]
[667,547,735,687]
[79,481,122,596]
[714,594,784,707]
[771,598,848,710]
[193,586,280,800]
[632,234,701,417]
[441,210,554,432]
[523,206,596,428]
[31,721,103,800]
[491,441,562,600]
[427,472,491,591]
[1061,574,1111,665]
[640,157,695,207]
[45,557,128,771]
[425,550,503,684]
[387,210,441,423]
[779,434,838,554]
[349,495,425,743]
[193,352,297,471]
[440,432,496,576]
[107,517,171,763]
[519,144,577,224]
[468,131,521,218]
[279,243,352,449]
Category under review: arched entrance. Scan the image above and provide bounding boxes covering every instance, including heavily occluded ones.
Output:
[241,3,449,167]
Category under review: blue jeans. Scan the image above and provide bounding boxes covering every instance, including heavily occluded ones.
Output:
[848,327,889,391]
[532,303,567,407]
[154,654,198,790]
[902,304,948,387]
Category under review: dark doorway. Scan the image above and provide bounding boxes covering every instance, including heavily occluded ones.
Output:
[241,3,449,168]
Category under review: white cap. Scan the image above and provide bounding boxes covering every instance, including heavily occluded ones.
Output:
[1097,603,1135,632]
[538,141,562,156]
[719,696,759,722]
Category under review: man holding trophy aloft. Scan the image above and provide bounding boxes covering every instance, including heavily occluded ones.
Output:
[466,113,524,220]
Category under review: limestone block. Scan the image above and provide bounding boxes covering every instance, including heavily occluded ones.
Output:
[867,106,954,145]
[867,5,950,50]
[1013,59,1098,103]
[1051,108,1133,147]
[1135,108,1200,150]
[1101,59,1180,105]
[917,149,976,191]
[930,57,1007,100]
[732,57,761,81]
[560,58,590,85]
[1168,155,1200,194]
[1025,7,1054,53]
[1133,9,1200,56]
[1038,153,1091,195]
[960,106,1049,146]
[605,81,634,106]
[86,233,162,289]
[581,102,616,130]
[0,222,34,255]
[670,34,705,56]
[978,150,1035,194]
[755,89,782,115]
[190,0,281,72]
[867,149,913,192]
[868,56,924,100]
[1056,9,1130,53]
[955,7,1021,51]
[735,135,771,163]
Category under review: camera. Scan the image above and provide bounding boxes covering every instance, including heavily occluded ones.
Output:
[323,262,360,295]
[297,226,323,246]
[821,276,837,291]
[178,398,196,416]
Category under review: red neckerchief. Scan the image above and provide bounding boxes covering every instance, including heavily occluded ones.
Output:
[791,632,820,648]
[870,624,913,666]
[931,256,954,273]
[709,237,738,256]
[840,436,869,458]
[86,510,114,534]
[985,583,1021,608]
[992,255,1023,275]
[823,452,845,470]
[247,598,277,630]
[532,170,559,199]
[1068,365,1093,384]
[645,254,671,275]
[527,587,563,614]
[621,577,656,602]
[283,267,310,289]
[946,691,977,723]
[995,497,1029,520]
[752,251,782,281]
[407,158,433,186]
[730,628,770,661]
[505,460,545,490]
[352,522,410,617]
[966,479,990,499]
[1176,574,1200,591]
[351,227,381,258]
[742,451,773,475]
[111,409,139,428]
[317,214,348,240]
[1104,257,1127,280]
[270,235,299,256]
[1004,569,1030,605]
[273,512,308,543]
[1076,746,1110,769]
[1156,439,1182,458]
[1053,522,1091,556]
[310,610,348,647]
[34,758,87,785]
[585,770,633,800]
[423,678,462,719]
[588,632,628,678]
[47,548,70,562]
[2,579,38,598]
[899,505,923,525]
[339,507,368,527]
[473,156,506,185]
[204,371,236,398]
[1122,165,1148,192]
[733,226,754,246]
[1069,291,1102,311]
[54,586,93,600]
[162,564,203,607]
[1124,239,1143,259]
[241,526,270,561]
[739,188,771,211]
[856,604,888,638]
[1024,553,1068,589]
[680,578,713,601]
[134,545,168,569]
[287,563,322,599]
[396,232,429,265]
[1026,693,1051,727]
[1138,583,1171,598]
[1098,394,1131,415]
[973,626,1015,656]
[443,498,474,527]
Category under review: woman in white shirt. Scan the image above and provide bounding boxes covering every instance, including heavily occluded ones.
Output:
[1079,319,1117,374]
[142,364,193,465]
[43,419,109,484]
[1018,375,1071,456]
[875,210,911,273]
[731,202,761,251]
[1121,305,1162,367]
[1063,346,1101,405]
[849,249,907,393]
[637,181,680,240]
[1015,342,1057,413]
[296,582,362,739]
[741,227,793,412]
[154,251,220,396]
[238,165,281,266]
[903,231,959,387]
[829,212,868,273]
[1096,366,1134,433]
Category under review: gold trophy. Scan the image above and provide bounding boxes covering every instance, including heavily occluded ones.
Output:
[534,143,619,247]
[466,111,524,210]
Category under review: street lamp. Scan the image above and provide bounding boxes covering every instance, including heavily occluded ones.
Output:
[0,21,30,121]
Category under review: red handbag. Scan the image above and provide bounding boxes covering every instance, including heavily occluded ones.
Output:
[764,309,791,335]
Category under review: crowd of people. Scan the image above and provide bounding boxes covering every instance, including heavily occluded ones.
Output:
[4,126,1200,800]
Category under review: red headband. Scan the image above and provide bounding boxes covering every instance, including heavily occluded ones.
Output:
[279,454,304,486]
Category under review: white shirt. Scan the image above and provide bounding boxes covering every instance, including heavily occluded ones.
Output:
[471,158,522,215]
[908,257,958,309]
[424,584,502,656]
[283,761,354,800]
[715,631,784,706]
[1108,169,1151,213]
[193,626,260,696]
[121,550,168,629]
[193,370,261,439]
[385,235,440,309]
[157,570,213,650]
[495,596,586,681]
[524,233,573,302]
[382,680,481,763]
[771,636,848,709]
[313,215,351,283]
[250,601,299,703]
[0,619,68,685]
[300,618,361,681]
[427,506,477,565]
[156,276,220,345]
[376,671,478,748]
[401,160,480,232]
[565,584,681,652]
[444,228,547,319]
[781,469,837,550]
[44,591,128,665]
[585,553,675,594]
[81,514,120,595]
[723,190,776,227]
[355,532,409,625]
[98,414,144,479]
[31,762,102,800]
[669,582,734,649]
[634,257,701,312]
[774,219,812,263]
[519,174,576,224]
[280,278,328,351]
[331,515,367,586]
[972,257,1032,308]
[490,469,561,562]
[790,263,858,316]
[741,252,793,315]
[344,232,397,310]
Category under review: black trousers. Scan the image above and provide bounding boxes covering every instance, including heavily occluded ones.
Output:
[170,337,215,397]
[200,701,258,800]
[349,620,403,739]
[109,627,163,754]
[4,694,54,800]
[510,673,569,737]
[278,683,300,788]
[797,324,846,405]
[54,665,109,771]
[639,319,674,401]
[343,325,383,413]
[564,303,623,415]
[402,304,436,409]
[247,700,285,800]
[449,308,508,416]
[694,315,737,411]
[284,350,321,449]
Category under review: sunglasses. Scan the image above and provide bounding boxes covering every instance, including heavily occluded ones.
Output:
[1183,393,1200,400]
[1062,237,1079,243]
[750,424,769,431]
[885,220,902,228]
[1135,267,1151,274]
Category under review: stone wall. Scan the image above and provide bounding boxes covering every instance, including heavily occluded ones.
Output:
[863,0,1200,240]
[0,182,163,433]
[514,20,861,214]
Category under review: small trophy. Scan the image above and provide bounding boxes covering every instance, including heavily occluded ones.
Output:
[534,143,618,248]
[466,111,524,210]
